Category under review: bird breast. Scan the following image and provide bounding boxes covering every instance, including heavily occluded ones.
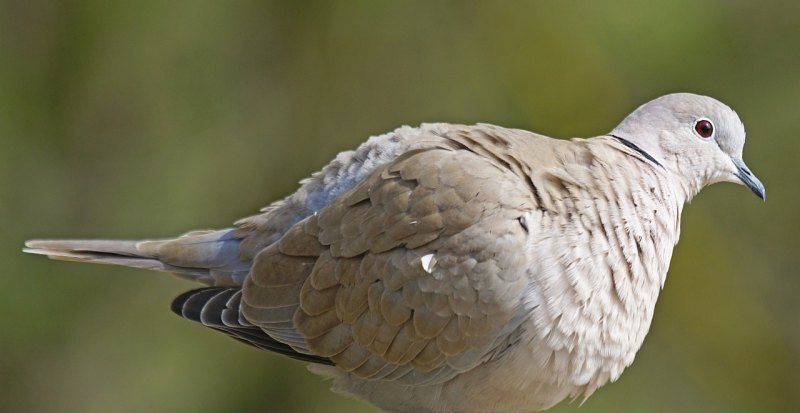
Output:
[517,144,682,398]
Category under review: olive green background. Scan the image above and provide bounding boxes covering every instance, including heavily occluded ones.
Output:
[1,1,797,412]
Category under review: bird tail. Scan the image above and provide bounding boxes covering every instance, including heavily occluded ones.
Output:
[24,229,250,286]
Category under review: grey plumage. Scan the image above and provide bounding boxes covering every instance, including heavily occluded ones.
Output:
[24,93,764,413]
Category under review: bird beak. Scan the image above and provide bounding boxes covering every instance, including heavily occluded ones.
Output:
[732,158,766,201]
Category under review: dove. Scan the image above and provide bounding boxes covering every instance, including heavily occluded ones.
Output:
[24,93,764,413]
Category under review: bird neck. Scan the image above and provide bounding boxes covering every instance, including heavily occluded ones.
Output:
[659,147,712,204]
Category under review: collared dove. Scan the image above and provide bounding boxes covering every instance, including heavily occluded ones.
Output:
[25,93,765,413]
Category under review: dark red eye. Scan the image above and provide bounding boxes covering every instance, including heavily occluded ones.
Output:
[694,119,714,138]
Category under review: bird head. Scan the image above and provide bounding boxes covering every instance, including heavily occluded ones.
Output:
[611,93,765,201]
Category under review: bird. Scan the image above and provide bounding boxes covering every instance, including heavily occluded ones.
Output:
[24,93,765,413]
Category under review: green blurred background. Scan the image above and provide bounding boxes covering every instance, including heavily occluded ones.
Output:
[1,1,798,412]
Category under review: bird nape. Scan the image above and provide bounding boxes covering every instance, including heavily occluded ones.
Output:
[25,93,764,413]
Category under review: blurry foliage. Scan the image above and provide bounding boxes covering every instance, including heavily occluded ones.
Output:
[1,1,798,412]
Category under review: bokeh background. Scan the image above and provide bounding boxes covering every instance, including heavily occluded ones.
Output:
[1,1,798,412]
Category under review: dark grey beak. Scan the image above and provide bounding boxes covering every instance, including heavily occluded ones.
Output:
[732,158,766,201]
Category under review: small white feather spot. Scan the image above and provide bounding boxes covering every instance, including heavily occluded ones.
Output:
[420,253,437,273]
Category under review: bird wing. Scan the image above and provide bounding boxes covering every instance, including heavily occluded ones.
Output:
[241,141,541,385]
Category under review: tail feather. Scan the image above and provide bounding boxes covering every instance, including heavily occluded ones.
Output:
[24,239,142,256]
[24,229,250,286]
[24,240,209,278]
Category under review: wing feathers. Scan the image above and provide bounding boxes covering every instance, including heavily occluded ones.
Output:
[242,138,537,384]
[171,287,331,365]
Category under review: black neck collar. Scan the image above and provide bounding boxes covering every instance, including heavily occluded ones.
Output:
[609,134,663,168]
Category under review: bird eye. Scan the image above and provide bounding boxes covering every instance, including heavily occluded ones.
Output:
[693,119,714,139]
